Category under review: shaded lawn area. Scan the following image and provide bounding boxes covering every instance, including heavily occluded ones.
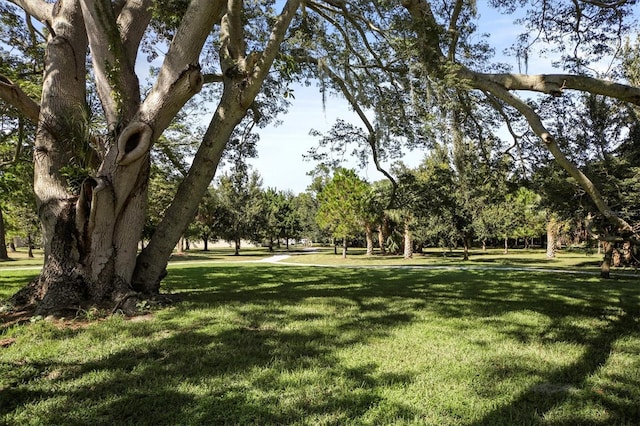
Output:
[0,264,639,425]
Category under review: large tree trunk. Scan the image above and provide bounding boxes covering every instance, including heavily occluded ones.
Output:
[0,207,8,260]
[365,223,374,255]
[9,1,212,315]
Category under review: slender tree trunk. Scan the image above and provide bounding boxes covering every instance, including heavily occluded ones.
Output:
[403,223,413,259]
[601,241,613,279]
[546,217,558,258]
[463,235,470,261]
[268,236,274,252]
[203,236,209,251]
[27,234,33,258]
[0,207,8,260]
[378,223,387,255]
[234,237,240,256]
[342,237,347,258]
[365,224,374,256]
[503,236,509,254]
[482,239,487,251]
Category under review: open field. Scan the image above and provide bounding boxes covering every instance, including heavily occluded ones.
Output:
[0,246,623,273]
[1,257,639,425]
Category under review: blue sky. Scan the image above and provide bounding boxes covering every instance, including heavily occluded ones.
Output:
[249,4,524,194]
[247,84,391,193]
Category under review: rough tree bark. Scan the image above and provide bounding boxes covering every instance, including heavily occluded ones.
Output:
[546,217,559,259]
[365,223,375,255]
[403,222,413,259]
[4,0,225,315]
[132,0,301,290]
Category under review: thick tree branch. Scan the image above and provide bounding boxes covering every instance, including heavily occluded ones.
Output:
[220,0,246,76]
[203,73,224,84]
[80,0,140,128]
[7,0,52,23]
[116,0,153,68]
[0,73,40,123]
[474,73,640,106]
[132,0,300,290]
[243,0,301,106]
[132,0,225,139]
[447,0,464,61]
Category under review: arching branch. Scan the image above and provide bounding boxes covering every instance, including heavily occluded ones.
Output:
[300,55,398,200]
[136,0,224,135]
[475,77,634,235]
[475,73,640,106]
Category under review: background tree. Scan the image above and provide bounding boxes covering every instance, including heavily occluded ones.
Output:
[262,188,300,251]
[215,165,265,255]
[292,190,322,245]
[193,188,224,251]
[316,168,370,258]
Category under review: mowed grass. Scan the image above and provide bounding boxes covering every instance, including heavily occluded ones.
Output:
[1,262,639,425]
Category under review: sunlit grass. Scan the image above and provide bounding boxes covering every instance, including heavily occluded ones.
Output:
[1,263,639,424]
[283,247,608,271]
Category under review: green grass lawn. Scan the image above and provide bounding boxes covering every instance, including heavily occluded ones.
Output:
[1,258,639,424]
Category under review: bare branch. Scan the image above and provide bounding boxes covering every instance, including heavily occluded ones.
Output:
[0,73,40,123]
[474,73,640,105]
[7,0,52,23]
[300,55,398,194]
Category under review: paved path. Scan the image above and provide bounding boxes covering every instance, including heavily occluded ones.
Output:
[3,253,638,278]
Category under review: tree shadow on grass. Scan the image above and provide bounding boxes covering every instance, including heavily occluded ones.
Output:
[2,265,639,424]
[1,268,422,424]
[469,309,640,425]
